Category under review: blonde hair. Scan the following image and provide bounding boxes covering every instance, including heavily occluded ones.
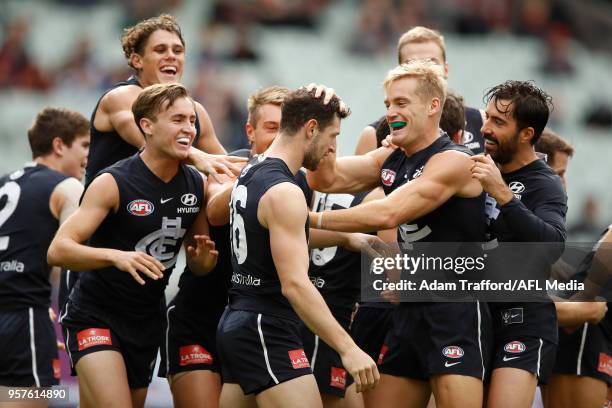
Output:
[397,26,446,64]
[383,60,447,107]
[247,86,290,127]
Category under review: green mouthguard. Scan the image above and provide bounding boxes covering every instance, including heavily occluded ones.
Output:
[390,121,407,129]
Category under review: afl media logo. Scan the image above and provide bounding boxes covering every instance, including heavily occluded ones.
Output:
[381,169,396,186]
[128,199,154,216]
[181,193,198,206]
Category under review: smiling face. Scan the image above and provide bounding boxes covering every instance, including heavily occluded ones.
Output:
[303,116,340,171]
[481,98,521,165]
[140,96,196,160]
[131,29,184,86]
[59,133,90,179]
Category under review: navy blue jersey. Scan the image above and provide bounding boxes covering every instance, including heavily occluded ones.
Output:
[228,157,309,321]
[70,154,203,318]
[85,76,201,184]
[309,191,367,311]
[380,135,486,244]
[463,107,485,154]
[0,164,68,310]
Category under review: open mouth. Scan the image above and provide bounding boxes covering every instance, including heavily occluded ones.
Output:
[484,135,498,146]
[176,137,190,146]
[390,121,407,131]
[160,66,177,76]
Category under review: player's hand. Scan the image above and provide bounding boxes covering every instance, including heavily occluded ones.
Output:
[112,250,165,285]
[48,307,57,322]
[340,344,380,393]
[187,235,218,274]
[343,233,384,254]
[304,83,348,114]
[380,135,398,150]
[470,154,513,205]
[188,149,247,183]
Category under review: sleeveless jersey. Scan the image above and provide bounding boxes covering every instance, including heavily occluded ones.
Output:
[70,154,203,318]
[228,157,309,321]
[0,163,68,310]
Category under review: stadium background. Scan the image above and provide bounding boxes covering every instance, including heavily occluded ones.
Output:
[1,0,611,406]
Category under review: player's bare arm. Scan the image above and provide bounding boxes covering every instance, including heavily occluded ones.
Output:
[95,84,146,148]
[47,173,165,285]
[313,150,481,232]
[354,125,377,155]
[260,182,380,392]
[193,101,226,154]
[554,301,608,327]
[306,146,393,193]
[184,178,219,275]
[206,171,243,226]
[49,177,85,224]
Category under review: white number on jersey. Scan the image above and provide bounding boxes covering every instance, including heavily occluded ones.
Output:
[0,181,21,251]
[310,192,354,266]
[230,184,248,264]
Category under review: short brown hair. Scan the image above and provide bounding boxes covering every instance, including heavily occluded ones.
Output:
[247,86,290,127]
[121,14,184,69]
[28,107,89,158]
[280,88,350,135]
[440,91,465,137]
[397,26,446,64]
[535,128,574,165]
[384,60,447,107]
[132,83,192,135]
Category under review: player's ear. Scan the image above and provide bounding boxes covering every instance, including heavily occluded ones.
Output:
[245,122,255,145]
[130,53,143,70]
[139,118,154,137]
[305,119,318,140]
[51,136,65,156]
[429,97,442,116]
[519,127,535,144]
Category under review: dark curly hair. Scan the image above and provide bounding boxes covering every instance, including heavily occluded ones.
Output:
[484,80,553,145]
[280,88,350,135]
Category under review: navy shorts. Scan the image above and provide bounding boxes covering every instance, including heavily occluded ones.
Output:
[0,307,60,387]
[60,300,160,389]
[379,302,492,381]
[350,305,394,363]
[217,307,312,395]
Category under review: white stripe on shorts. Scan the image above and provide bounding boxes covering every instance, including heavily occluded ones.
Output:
[29,307,41,387]
[257,314,279,384]
[577,323,589,375]
[166,305,176,375]
[536,338,543,378]
[476,301,485,380]
[311,335,320,371]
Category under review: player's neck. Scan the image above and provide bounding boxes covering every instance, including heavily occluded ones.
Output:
[400,127,440,156]
[263,133,303,175]
[139,149,180,182]
[499,148,539,174]
[33,156,63,174]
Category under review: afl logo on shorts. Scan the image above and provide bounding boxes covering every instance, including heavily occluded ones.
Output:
[504,341,526,354]
[381,169,396,186]
[128,199,154,216]
[442,346,464,359]
[181,193,198,206]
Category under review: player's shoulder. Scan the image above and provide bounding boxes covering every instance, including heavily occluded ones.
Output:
[99,84,142,111]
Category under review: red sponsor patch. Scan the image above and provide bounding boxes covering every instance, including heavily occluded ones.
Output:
[381,169,396,186]
[378,344,388,365]
[52,359,61,379]
[598,353,612,377]
[288,349,310,369]
[330,366,347,389]
[127,199,154,216]
[76,328,112,351]
[179,344,213,366]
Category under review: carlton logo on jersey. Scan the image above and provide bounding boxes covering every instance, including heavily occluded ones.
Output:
[504,341,526,354]
[128,199,154,216]
[442,346,464,359]
[135,216,186,268]
[381,169,396,186]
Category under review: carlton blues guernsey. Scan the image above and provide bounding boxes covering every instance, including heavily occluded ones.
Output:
[487,158,567,342]
[309,191,368,314]
[228,156,309,321]
[0,163,68,310]
[85,76,201,184]
[70,154,204,318]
